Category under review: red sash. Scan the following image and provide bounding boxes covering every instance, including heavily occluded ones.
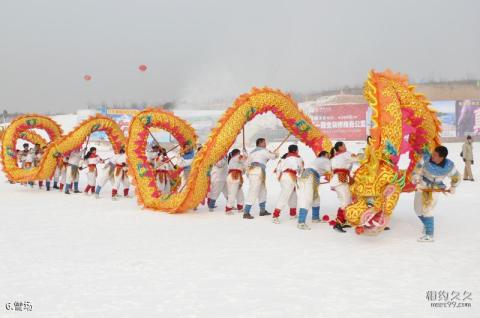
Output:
[115,164,126,177]
[228,169,243,185]
[333,168,351,184]
[280,168,297,182]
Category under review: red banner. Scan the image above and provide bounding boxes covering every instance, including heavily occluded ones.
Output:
[309,104,369,140]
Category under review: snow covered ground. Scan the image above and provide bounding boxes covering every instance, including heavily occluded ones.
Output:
[1,138,479,317]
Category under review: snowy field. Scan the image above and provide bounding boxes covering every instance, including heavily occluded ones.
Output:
[1,135,479,317]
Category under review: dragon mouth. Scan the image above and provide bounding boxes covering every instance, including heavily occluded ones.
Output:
[359,208,390,235]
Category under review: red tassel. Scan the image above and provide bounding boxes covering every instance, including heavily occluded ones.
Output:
[273,208,281,218]
[289,208,297,217]
[355,227,365,235]
[336,208,346,224]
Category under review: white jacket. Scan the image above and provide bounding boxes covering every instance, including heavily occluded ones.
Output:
[112,153,127,166]
[228,155,247,171]
[211,157,228,182]
[247,147,277,167]
[278,155,304,175]
[67,151,82,166]
[413,154,461,190]
[330,151,357,187]
[305,157,332,176]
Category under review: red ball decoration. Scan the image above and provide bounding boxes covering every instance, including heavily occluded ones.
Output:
[138,64,147,72]
[355,227,365,235]
[83,74,92,81]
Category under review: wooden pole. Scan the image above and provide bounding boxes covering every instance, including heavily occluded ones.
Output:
[166,144,180,154]
[147,128,160,146]
[421,188,451,193]
[273,133,292,153]
[242,127,246,151]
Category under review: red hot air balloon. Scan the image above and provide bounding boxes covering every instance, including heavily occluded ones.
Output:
[138,64,147,72]
[84,74,92,81]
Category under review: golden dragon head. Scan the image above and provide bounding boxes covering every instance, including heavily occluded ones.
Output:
[346,70,442,235]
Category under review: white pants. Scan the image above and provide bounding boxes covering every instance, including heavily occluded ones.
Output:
[65,165,80,184]
[226,174,244,208]
[414,190,438,217]
[157,174,171,194]
[51,166,61,182]
[98,173,114,188]
[181,169,191,189]
[209,179,227,201]
[47,166,61,182]
[86,169,97,187]
[246,167,267,205]
[275,174,297,211]
[332,183,351,209]
[113,172,130,191]
[298,175,320,211]
[59,166,67,185]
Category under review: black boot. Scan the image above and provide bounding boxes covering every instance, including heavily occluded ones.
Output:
[333,223,346,233]
[243,213,254,219]
[259,210,271,216]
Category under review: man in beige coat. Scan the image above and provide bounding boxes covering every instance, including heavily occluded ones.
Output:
[461,135,474,181]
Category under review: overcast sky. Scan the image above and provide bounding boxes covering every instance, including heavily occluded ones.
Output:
[1,0,479,113]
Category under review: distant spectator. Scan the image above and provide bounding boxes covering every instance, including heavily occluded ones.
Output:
[461,135,474,181]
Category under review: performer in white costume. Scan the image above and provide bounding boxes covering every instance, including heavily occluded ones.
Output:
[225,149,247,214]
[65,149,82,194]
[155,148,175,195]
[296,151,332,230]
[46,152,63,191]
[243,138,278,219]
[177,143,195,189]
[413,146,461,242]
[94,159,116,199]
[18,143,31,169]
[58,155,69,192]
[207,156,228,212]
[329,141,359,233]
[272,145,304,224]
[111,147,131,200]
[146,144,160,168]
[34,144,45,189]
[83,147,103,195]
